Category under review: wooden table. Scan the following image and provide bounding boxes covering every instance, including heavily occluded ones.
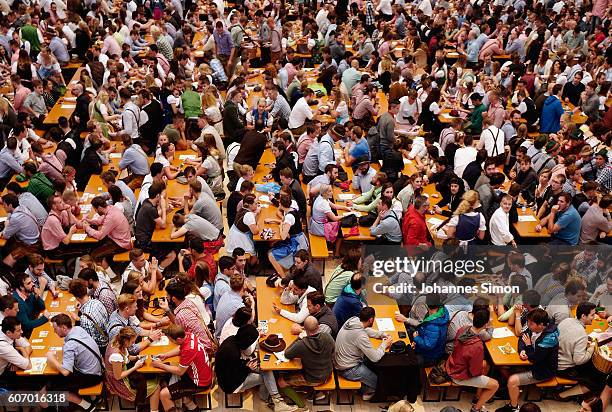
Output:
[17,290,78,375]
[513,207,550,239]
[43,67,84,126]
[253,149,283,242]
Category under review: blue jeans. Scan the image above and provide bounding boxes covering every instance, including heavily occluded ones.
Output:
[236,372,279,400]
[338,363,377,393]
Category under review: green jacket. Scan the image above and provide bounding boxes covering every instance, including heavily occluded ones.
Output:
[27,172,54,207]
[467,104,486,134]
[20,25,41,53]
[353,185,382,213]
[181,90,202,119]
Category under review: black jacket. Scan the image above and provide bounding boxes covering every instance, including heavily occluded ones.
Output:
[272,151,296,183]
[75,147,103,191]
[289,178,307,219]
[233,131,267,170]
[226,191,243,228]
[141,99,164,147]
[215,335,253,393]
[462,160,482,190]
[222,100,246,143]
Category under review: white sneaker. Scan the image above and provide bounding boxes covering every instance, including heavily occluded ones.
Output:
[362,391,375,401]
[272,395,298,412]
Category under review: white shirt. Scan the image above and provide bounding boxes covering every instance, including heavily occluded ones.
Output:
[478,125,505,157]
[408,136,427,159]
[377,0,393,14]
[454,146,478,178]
[288,97,314,129]
[490,207,514,246]
[0,331,30,374]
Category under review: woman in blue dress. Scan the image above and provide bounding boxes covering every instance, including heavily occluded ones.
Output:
[267,193,309,276]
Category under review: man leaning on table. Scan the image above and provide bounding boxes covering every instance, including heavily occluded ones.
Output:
[272,276,317,324]
[107,294,162,356]
[12,272,48,339]
[0,317,38,390]
[334,306,393,401]
[45,314,103,412]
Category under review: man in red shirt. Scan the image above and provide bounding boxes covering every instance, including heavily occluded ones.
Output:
[152,324,213,412]
[402,195,432,251]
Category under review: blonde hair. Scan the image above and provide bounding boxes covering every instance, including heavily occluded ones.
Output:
[117,294,137,310]
[112,326,137,349]
[79,255,104,273]
[202,92,217,108]
[97,90,109,104]
[126,270,143,284]
[454,190,480,216]
[0,97,10,115]
[237,164,254,178]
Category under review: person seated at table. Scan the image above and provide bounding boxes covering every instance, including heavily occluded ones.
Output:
[80,195,132,265]
[231,164,255,194]
[352,159,377,194]
[490,194,517,247]
[555,302,607,400]
[77,261,116,308]
[11,271,48,338]
[104,326,161,412]
[67,278,109,353]
[154,142,181,180]
[22,80,48,124]
[442,190,486,246]
[134,181,177,272]
[288,88,321,135]
[273,275,317,325]
[279,167,308,220]
[0,296,19,324]
[25,253,58,298]
[580,194,612,244]
[45,314,103,412]
[536,192,581,245]
[369,197,402,245]
[75,136,104,191]
[171,212,221,244]
[397,173,424,212]
[401,195,432,250]
[514,156,538,203]
[334,306,393,401]
[101,170,137,208]
[433,177,465,217]
[546,278,587,325]
[246,97,274,133]
[409,293,450,367]
[227,180,255,229]
[349,171,387,213]
[5,182,48,227]
[120,280,170,330]
[477,171,505,220]
[333,273,367,329]
[216,324,298,412]
[266,194,309,277]
[193,142,225,200]
[278,249,323,292]
[308,183,350,254]
[226,193,261,258]
[118,134,150,190]
[271,140,297,183]
[446,309,499,412]
[429,156,457,197]
[495,309,559,412]
[151,324,215,412]
[0,317,37,389]
[276,316,335,408]
[308,163,339,199]
[41,193,81,259]
[343,125,370,167]
[223,90,247,144]
[460,93,486,135]
[0,193,42,268]
[23,161,55,208]
[159,281,217,354]
[107,294,162,356]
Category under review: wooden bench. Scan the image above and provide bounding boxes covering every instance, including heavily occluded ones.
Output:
[336,373,361,405]
[527,376,578,401]
[422,367,462,402]
[309,233,329,272]
[78,383,109,410]
[113,251,149,263]
[195,384,216,410]
[44,257,65,276]
[312,371,336,406]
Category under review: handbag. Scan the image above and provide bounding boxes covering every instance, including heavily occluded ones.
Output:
[324,221,340,243]
[340,214,358,228]
[359,212,377,227]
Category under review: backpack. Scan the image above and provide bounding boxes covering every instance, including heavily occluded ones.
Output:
[429,358,451,384]
[366,125,380,161]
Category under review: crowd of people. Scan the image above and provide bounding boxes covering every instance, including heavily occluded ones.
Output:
[0,0,609,410]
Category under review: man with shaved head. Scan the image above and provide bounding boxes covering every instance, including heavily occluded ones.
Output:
[275,316,335,407]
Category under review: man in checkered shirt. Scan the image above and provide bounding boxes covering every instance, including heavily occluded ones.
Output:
[595,150,612,193]
[68,279,109,351]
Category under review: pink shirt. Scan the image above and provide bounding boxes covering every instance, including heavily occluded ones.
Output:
[13,85,30,113]
[102,34,121,57]
[487,102,506,128]
[296,133,315,163]
[41,210,69,250]
[39,153,65,184]
[85,206,132,249]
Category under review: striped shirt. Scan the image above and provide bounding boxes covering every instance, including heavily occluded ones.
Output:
[91,281,117,316]
[174,298,214,354]
[79,298,109,349]
[270,95,291,122]
[107,310,143,355]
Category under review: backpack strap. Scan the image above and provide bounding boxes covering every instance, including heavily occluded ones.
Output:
[64,337,104,372]
[80,312,109,340]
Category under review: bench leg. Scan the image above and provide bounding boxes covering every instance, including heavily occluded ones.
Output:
[312,390,331,406]
[442,386,462,402]
[200,392,212,410]
[422,383,443,402]
[524,386,542,403]
[336,389,355,405]
[224,392,243,408]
